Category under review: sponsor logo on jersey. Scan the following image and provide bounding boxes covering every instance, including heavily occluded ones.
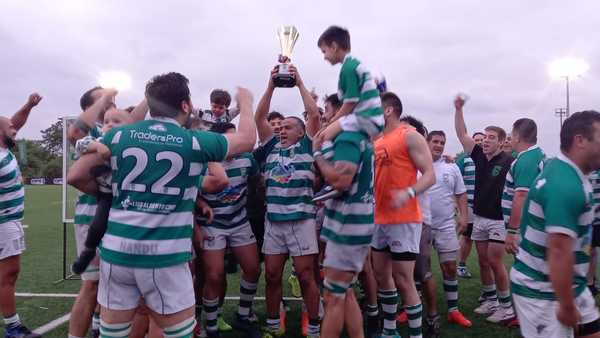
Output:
[129,130,184,144]
[217,185,243,204]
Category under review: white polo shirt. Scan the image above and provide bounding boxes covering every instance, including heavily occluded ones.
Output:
[429,158,466,229]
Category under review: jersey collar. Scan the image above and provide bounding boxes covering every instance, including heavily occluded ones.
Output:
[150,117,181,127]
[516,144,539,158]
[557,152,588,183]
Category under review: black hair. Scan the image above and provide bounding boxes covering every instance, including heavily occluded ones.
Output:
[317,26,351,50]
[512,118,537,144]
[210,122,236,134]
[472,132,485,139]
[324,94,342,110]
[400,115,427,137]
[267,111,285,122]
[80,86,103,111]
[210,89,231,107]
[560,110,600,152]
[427,130,446,141]
[381,92,403,118]
[145,72,191,118]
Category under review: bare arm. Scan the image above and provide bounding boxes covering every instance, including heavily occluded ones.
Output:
[455,192,468,232]
[129,98,149,122]
[508,190,528,230]
[11,93,42,131]
[314,157,357,191]
[453,96,476,154]
[86,141,111,160]
[548,233,577,319]
[255,69,277,144]
[67,152,106,195]
[291,66,320,138]
[68,89,117,144]
[406,131,435,194]
[223,87,257,157]
[202,162,229,194]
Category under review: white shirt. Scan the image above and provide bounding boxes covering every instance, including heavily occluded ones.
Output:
[429,158,466,228]
[417,172,432,225]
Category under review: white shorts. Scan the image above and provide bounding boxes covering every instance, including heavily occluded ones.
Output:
[201,222,256,251]
[98,260,195,315]
[513,288,600,338]
[0,221,25,260]
[371,223,421,254]
[323,240,369,273]
[262,218,318,257]
[430,222,460,258]
[339,113,382,138]
[74,223,100,281]
[467,205,474,224]
[471,215,506,243]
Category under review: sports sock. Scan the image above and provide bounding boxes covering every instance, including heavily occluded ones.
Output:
[498,289,512,309]
[3,313,21,329]
[406,303,423,338]
[238,278,258,317]
[482,284,497,302]
[92,313,100,331]
[378,289,398,331]
[203,297,219,333]
[443,279,459,312]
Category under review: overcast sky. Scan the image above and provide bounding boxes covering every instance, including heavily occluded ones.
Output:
[1,0,599,155]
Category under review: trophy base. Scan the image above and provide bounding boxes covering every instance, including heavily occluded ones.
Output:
[273,74,296,88]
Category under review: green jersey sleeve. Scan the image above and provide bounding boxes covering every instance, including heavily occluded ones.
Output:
[543,179,585,238]
[333,134,361,165]
[513,157,540,190]
[190,130,228,162]
[339,62,361,103]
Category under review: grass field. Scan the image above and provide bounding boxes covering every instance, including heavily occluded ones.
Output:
[0,185,529,337]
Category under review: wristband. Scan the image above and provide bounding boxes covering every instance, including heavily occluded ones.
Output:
[507,228,519,235]
[407,187,416,198]
[313,151,323,158]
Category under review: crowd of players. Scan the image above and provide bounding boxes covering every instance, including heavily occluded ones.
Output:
[2,25,600,338]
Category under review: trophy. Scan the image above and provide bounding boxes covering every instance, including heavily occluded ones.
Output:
[274,26,300,88]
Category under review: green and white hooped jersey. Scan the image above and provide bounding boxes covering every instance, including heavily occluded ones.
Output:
[200,153,259,229]
[0,148,24,224]
[74,124,103,226]
[456,154,475,207]
[259,136,315,222]
[322,132,375,245]
[590,170,600,226]
[502,146,545,226]
[337,54,384,134]
[511,155,594,300]
[100,118,228,268]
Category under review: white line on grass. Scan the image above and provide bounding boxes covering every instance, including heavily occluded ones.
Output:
[33,313,70,335]
[16,292,302,301]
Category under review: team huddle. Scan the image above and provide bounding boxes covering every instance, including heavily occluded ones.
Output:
[2,25,600,338]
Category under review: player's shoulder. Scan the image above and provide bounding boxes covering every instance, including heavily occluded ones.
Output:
[535,158,585,197]
[341,55,361,70]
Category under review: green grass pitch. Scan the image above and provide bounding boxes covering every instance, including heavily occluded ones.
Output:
[0,185,529,337]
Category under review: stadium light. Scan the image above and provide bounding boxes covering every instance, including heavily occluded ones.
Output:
[98,71,132,91]
[548,57,589,120]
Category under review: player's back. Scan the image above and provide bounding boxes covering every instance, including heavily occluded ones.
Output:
[100,117,228,268]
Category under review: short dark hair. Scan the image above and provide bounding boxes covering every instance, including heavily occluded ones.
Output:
[560,110,600,152]
[427,130,446,141]
[210,122,236,134]
[124,106,136,113]
[381,92,403,117]
[80,86,102,111]
[145,72,191,118]
[400,115,427,137]
[512,118,537,144]
[324,94,342,110]
[472,132,485,139]
[267,111,285,122]
[210,89,231,107]
[285,116,306,132]
[317,26,351,51]
[484,126,506,142]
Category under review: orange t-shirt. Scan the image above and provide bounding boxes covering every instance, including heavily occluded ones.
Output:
[374,125,422,224]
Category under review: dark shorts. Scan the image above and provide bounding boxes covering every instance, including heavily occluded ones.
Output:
[593,225,600,247]
[463,223,474,238]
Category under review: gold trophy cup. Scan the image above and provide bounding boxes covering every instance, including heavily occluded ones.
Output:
[274,26,300,88]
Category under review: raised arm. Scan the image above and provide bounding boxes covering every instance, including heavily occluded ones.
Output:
[68,89,117,144]
[11,93,42,131]
[223,87,257,157]
[291,66,320,138]
[255,69,277,144]
[454,95,476,154]
[129,98,149,122]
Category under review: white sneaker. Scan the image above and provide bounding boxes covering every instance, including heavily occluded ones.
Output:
[486,306,515,323]
[474,300,499,315]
